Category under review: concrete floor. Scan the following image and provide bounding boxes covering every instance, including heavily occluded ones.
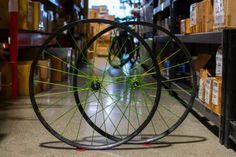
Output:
[0,94,236,157]
[0,57,235,156]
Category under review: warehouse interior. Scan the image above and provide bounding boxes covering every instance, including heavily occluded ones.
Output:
[0,0,236,156]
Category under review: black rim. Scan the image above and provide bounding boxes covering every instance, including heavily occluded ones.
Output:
[73,21,197,144]
[29,19,162,150]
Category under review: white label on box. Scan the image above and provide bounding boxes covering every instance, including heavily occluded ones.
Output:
[198,79,204,101]
[216,48,223,77]
[214,0,224,24]
[205,79,212,104]
[190,4,197,27]
[212,81,219,105]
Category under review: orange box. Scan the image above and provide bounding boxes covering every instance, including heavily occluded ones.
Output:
[205,77,214,109]
[17,61,41,96]
[212,77,222,116]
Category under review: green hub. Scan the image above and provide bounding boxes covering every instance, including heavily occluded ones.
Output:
[132,81,140,88]
[90,81,101,91]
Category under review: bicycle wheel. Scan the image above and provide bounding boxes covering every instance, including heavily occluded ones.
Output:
[29,19,161,150]
[108,29,136,69]
[80,21,197,144]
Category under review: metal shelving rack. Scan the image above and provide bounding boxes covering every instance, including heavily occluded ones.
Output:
[1,0,88,98]
[153,0,236,148]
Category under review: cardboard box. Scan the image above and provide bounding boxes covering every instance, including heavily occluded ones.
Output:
[190,3,201,33]
[212,77,222,115]
[96,42,110,57]
[50,57,66,82]
[198,69,209,102]
[214,0,236,29]
[202,0,214,32]
[33,1,40,31]
[193,53,212,73]
[180,19,186,34]
[180,18,192,34]
[89,9,99,19]
[185,18,192,34]
[205,77,214,109]
[108,15,115,21]
[0,0,10,29]
[17,61,41,96]
[27,0,34,30]
[0,0,35,30]
[38,59,51,91]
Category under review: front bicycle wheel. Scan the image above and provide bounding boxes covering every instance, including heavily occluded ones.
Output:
[29,19,162,150]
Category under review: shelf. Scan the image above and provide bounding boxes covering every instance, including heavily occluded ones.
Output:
[141,0,153,8]
[153,0,170,15]
[48,0,62,8]
[153,0,177,15]
[17,30,56,47]
[155,32,222,44]
[169,82,220,127]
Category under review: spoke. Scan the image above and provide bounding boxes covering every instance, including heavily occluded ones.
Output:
[134,94,181,118]
[35,89,88,98]
[39,82,91,112]
[132,89,141,139]
[142,90,170,129]
[127,97,131,135]
[61,108,77,136]
[159,49,181,65]
[159,104,180,118]
[44,50,87,76]
[160,61,190,72]
[49,105,77,125]
[34,80,90,90]
[139,82,158,88]
[162,75,193,83]
[99,90,109,144]
[76,91,91,141]
[111,38,129,64]
[37,64,91,80]
[129,57,151,72]
[93,90,123,139]
[39,93,72,112]
[102,87,136,133]
[157,110,170,129]
[91,92,100,145]
[140,90,157,135]
[157,38,171,58]
[68,30,88,65]
[89,96,121,119]
[48,92,94,126]
[93,90,123,138]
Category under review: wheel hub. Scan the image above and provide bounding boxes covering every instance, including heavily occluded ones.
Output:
[91,81,101,91]
[132,81,140,88]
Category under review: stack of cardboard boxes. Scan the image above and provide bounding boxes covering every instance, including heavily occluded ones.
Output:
[181,0,236,34]
[0,0,55,33]
[88,6,115,56]
[198,47,223,116]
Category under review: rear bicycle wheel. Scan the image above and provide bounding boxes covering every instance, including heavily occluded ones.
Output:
[79,21,197,144]
[29,19,162,149]
[108,30,136,69]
